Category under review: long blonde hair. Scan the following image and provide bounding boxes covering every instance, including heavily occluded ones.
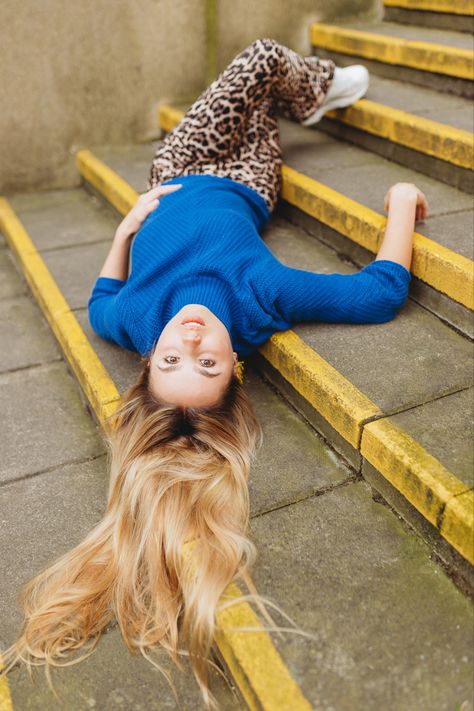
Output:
[1,361,262,707]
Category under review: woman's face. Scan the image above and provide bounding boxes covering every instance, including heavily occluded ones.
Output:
[148,305,237,407]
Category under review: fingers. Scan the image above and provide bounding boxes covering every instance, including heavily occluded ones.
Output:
[139,184,182,201]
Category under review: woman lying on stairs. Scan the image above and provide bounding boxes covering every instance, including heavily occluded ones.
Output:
[2,38,428,708]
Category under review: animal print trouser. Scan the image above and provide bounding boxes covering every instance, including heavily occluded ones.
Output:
[147,38,335,212]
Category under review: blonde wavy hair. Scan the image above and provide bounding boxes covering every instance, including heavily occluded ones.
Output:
[1,361,264,707]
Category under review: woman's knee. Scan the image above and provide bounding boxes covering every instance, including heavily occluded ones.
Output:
[245,38,282,60]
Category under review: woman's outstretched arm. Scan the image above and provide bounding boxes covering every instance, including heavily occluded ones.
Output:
[376,182,428,269]
[274,182,428,325]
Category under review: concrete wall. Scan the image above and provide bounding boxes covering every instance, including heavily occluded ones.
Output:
[216,0,381,70]
[0,0,380,194]
[0,0,206,194]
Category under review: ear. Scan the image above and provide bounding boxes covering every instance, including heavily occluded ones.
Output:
[232,351,238,375]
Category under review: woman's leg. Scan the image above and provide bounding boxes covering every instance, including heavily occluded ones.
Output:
[148,38,335,211]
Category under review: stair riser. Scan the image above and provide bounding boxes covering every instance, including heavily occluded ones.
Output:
[318,117,474,194]
[384,7,474,33]
[277,202,474,339]
[314,48,474,98]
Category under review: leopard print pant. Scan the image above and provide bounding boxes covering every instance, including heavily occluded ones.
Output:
[148,38,335,212]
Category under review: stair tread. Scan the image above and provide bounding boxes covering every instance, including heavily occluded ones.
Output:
[363,73,474,131]
[2,188,473,708]
[279,120,473,259]
[320,20,474,50]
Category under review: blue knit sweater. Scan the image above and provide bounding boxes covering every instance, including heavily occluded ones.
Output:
[88,174,411,357]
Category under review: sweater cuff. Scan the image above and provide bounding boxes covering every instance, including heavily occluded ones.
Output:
[363,260,411,281]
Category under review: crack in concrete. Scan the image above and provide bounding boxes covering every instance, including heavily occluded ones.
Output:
[359,383,473,430]
[250,475,358,520]
[39,237,112,255]
[0,453,106,491]
[0,358,64,378]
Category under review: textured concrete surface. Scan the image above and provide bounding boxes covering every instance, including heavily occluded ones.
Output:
[10,190,118,251]
[250,482,474,711]
[0,0,207,194]
[0,296,60,373]
[280,120,474,258]
[341,20,474,48]
[0,363,104,484]
[0,249,27,301]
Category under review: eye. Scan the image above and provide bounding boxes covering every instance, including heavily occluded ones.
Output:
[200,358,216,367]
[164,355,180,364]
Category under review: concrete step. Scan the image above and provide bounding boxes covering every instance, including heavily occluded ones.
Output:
[1,195,473,711]
[384,0,474,33]
[311,21,474,97]
[53,146,474,584]
[159,105,474,339]
[317,73,474,193]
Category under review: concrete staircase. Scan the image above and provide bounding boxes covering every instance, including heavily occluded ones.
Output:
[1,2,473,709]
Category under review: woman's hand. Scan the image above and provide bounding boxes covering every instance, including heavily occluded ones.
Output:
[115,184,182,241]
[383,182,428,222]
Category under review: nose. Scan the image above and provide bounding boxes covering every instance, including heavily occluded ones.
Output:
[182,330,202,345]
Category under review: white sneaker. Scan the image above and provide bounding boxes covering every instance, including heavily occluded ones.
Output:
[303,64,370,126]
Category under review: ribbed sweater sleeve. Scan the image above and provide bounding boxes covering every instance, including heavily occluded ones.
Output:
[88,276,135,350]
[274,260,411,324]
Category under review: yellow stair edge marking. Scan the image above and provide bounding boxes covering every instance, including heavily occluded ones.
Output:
[0,198,120,428]
[361,418,473,562]
[78,147,474,565]
[76,149,139,216]
[216,582,312,711]
[326,98,474,170]
[1,190,312,711]
[384,0,474,16]
[159,105,474,310]
[0,661,13,711]
[310,23,474,80]
[441,490,474,565]
[260,331,381,448]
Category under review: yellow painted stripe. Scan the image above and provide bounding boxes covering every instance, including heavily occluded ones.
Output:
[0,660,13,711]
[78,147,474,564]
[260,331,381,448]
[158,105,474,310]
[1,189,312,711]
[216,583,312,711]
[0,199,121,429]
[384,0,474,16]
[326,98,474,170]
[310,23,474,80]
[441,490,474,565]
[361,418,472,561]
[158,105,186,134]
[76,150,139,217]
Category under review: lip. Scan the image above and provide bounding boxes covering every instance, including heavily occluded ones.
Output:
[181,318,205,326]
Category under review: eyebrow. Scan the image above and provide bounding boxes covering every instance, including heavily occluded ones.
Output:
[157,364,222,379]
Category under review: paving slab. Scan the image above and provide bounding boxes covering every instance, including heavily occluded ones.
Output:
[0,296,60,373]
[383,6,474,34]
[9,189,117,251]
[0,362,104,484]
[0,460,241,711]
[249,481,474,711]
[280,120,474,259]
